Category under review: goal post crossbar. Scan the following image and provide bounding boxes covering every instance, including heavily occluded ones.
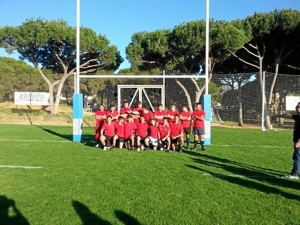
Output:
[79,74,206,79]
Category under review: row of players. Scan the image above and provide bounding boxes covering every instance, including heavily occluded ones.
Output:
[94,101,206,152]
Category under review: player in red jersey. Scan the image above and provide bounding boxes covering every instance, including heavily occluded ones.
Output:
[191,102,206,151]
[132,101,143,122]
[145,118,160,150]
[106,104,119,122]
[113,116,125,149]
[154,104,167,124]
[158,117,171,151]
[142,106,154,124]
[179,104,192,150]
[120,100,132,120]
[100,115,115,150]
[170,114,184,152]
[135,116,149,151]
[124,114,137,150]
[94,104,107,147]
[167,103,179,124]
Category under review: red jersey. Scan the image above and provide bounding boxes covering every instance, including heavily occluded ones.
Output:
[106,110,119,121]
[154,110,167,124]
[101,122,115,137]
[167,110,179,123]
[158,124,170,139]
[124,122,137,139]
[95,110,106,128]
[170,122,183,138]
[114,123,125,138]
[136,122,148,138]
[180,111,192,128]
[192,110,205,128]
[143,111,154,123]
[120,107,132,115]
[148,125,159,139]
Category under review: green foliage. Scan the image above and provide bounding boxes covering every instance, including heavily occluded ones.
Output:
[0,18,123,73]
[0,57,47,100]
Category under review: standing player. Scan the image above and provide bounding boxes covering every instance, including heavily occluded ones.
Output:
[124,114,137,150]
[113,116,125,149]
[136,116,149,151]
[284,102,300,179]
[158,117,171,151]
[106,104,119,122]
[169,114,184,152]
[145,118,160,150]
[180,104,192,150]
[100,115,115,150]
[167,103,179,124]
[120,100,132,120]
[94,104,107,147]
[132,101,143,121]
[154,104,167,125]
[192,102,206,151]
[142,106,154,124]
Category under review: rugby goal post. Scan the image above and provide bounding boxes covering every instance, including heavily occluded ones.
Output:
[72,74,212,146]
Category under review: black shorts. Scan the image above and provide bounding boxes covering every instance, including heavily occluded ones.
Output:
[183,127,191,135]
[171,138,180,144]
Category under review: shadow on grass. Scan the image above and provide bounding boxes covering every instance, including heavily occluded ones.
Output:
[0,195,30,225]
[185,152,300,201]
[183,149,287,177]
[36,125,98,147]
[114,210,141,225]
[72,201,142,225]
[188,165,300,201]
[72,200,111,225]
[36,126,73,141]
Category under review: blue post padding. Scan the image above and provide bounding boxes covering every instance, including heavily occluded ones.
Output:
[202,94,211,145]
[73,93,83,142]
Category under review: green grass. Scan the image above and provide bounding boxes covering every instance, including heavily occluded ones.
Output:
[0,124,299,225]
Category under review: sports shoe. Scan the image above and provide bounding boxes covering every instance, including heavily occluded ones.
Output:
[201,146,206,151]
[178,148,182,153]
[137,147,141,152]
[103,146,108,151]
[284,175,299,180]
[95,144,99,148]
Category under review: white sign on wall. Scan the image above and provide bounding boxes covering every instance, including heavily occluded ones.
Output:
[286,96,300,111]
[14,92,50,105]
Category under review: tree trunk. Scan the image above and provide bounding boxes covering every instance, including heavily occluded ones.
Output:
[237,88,243,126]
[174,79,193,112]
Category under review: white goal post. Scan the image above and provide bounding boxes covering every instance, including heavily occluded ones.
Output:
[73,73,212,146]
[117,84,164,112]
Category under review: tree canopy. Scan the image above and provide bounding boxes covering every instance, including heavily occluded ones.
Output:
[0,18,123,114]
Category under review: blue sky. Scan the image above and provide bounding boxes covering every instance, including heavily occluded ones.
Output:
[0,0,299,69]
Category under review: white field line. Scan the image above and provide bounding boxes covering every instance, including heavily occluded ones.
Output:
[203,172,282,179]
[0,139,69,143]
[0,139,289,148]
[0,165,42,169]
[213,144,290,149]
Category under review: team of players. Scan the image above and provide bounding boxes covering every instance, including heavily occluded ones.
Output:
[94,101,206,152]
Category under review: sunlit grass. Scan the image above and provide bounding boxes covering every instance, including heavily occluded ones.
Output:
[0,124,299,225]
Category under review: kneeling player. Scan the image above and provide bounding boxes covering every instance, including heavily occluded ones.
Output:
[158,117,171,151]
[170,114,184,152]
[124,114,137,150]
[145,118,160,150]
[136,116,148,151]
[100,116,115,150]
[113,116,125,149]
